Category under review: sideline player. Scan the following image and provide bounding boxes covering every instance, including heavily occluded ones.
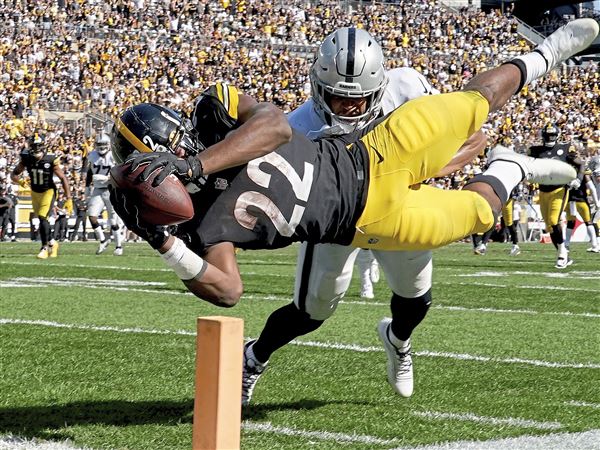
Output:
[110,19,596,397]
[87,133,124,255]
[565,167,600,252]
[242,28,483,401]
[529,124,584,268]
[11,134,72,258]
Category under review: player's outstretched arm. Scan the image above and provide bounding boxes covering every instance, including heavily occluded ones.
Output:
[179,242,244,307]
[10,160,25,184]
[199,93,292,175]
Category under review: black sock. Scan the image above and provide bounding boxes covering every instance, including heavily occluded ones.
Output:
[390,290,432,341]
[252,303,323,363]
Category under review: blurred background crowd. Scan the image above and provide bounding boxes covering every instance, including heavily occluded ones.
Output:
[0,0,598,232]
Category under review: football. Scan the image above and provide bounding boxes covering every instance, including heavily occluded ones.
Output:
[109,162,194,226]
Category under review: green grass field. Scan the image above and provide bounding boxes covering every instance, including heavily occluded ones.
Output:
[1,241,599,450]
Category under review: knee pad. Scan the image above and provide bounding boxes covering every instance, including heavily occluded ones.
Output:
[111,224,120,231]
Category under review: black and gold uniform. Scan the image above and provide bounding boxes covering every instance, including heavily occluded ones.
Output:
[177,86,494,253]
[565,172,599,251]
[502,187,520,246]
[529,142,579,249]
[20,149,59,218]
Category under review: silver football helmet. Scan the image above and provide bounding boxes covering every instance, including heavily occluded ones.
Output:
[310,27,388,134]
[95,132,111,156]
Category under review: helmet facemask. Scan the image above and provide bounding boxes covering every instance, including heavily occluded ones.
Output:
[310,27,388,135]
[542,124,559,147]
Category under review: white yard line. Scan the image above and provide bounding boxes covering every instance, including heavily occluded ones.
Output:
[1,318,598,369]
[412,411,561,430]
[390,429,600,450]
[0,436,90,450]
[2,278,598,319]
[564,400,600,409]
[242,421,400,446]
[438,281,600,293]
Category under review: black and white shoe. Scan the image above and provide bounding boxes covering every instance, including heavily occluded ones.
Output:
[377,318,414,398]
[242,340,268,406]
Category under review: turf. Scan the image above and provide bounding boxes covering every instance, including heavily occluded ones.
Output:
[0,241,598,449]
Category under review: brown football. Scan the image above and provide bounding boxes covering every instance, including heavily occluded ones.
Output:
[109,162,194,225]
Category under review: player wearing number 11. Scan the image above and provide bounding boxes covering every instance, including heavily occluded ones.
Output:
[110,19,596,309]
[11,134,72,259]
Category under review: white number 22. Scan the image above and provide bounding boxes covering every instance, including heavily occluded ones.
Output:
[234,153,314,237]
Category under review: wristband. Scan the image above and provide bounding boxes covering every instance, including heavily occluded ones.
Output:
[160,237,207,280]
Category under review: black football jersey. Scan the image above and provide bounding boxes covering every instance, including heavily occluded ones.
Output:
[529,143,578,192]
[176,129,369,253]
[21,150,58,193]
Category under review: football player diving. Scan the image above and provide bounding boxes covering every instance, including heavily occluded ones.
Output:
[11,134,72,259]
[529,124,585,268]
[109,19,596,398]
[241,27,489,403]
[86,132,125,256]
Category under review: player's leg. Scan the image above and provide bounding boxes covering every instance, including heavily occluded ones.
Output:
[373,249,432,398]
[541,188,571,268]
[33,190,56,259]
[577,201,600,252]
[356,249,377,299]
[465,18,599,114]
[565,201,577,249]
[243,242,358,405]
[88,191,108,254]
[104,189,124,255]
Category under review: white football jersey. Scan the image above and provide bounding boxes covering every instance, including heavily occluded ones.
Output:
[88,150,115,189]
[288,67,438,139]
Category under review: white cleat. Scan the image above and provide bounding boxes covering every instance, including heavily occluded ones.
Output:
[510,244,521,256]
[555,255,574,269]
[377,318,414,398]
[536,19,600,70]
[113,247,123,256]
[487,145,577,185]
[587,246,600,253]
[96,239,110,255]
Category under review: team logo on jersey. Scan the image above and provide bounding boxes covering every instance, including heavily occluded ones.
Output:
[44,163,50,168]
[214,178,228,190]
[556,149,564,156]
[368,238,379,244]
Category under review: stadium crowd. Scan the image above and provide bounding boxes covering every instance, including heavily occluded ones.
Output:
[0,0,598,233]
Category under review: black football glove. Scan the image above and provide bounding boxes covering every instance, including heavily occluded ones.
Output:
[128,152,203,187]
[108,185,169,249]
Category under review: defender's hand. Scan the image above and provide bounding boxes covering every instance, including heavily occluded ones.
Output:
[567,178,581,190]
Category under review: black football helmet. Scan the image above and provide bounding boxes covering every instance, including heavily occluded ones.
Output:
[111,103,206,164]
[541,123,559,147]
[28,133,46,159]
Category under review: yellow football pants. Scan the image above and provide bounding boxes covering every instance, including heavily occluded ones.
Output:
[31,189,56,219]
[567,200,592,223]
[352,91,494,250]
[538,188,568,229]
[502,198,514,225]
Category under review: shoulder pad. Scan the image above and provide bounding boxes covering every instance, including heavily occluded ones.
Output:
[200,83,240,120]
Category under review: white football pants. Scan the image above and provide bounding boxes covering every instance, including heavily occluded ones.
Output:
[293,242,432,321]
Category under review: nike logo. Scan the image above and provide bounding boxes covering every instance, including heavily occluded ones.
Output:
[371,145,384,164]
